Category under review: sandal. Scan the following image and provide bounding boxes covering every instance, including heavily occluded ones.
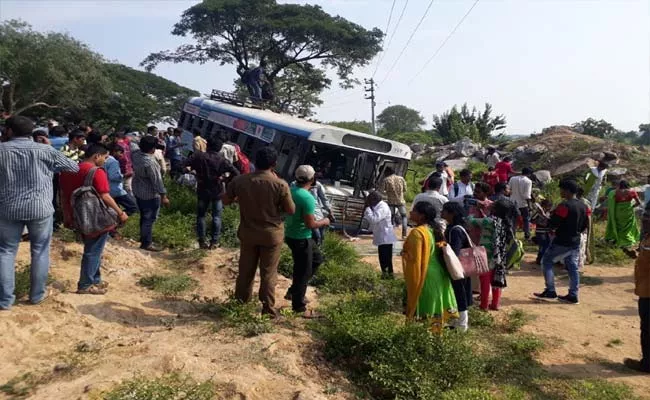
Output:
[77,285,107,295]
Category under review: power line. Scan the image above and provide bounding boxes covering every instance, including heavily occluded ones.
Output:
[373,0,409,78]
[409,0,481,84]
[380,0,437,85]
[371,0,398,78]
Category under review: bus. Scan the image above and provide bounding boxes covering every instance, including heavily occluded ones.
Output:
[178,93,412,232]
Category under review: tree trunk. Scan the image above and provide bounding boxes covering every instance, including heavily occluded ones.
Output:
[1,83,15,115]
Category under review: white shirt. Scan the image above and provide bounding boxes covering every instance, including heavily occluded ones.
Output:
[486,152,500,168]
[411,190,448,215]
[363,201,397,246]
[509,175,532,208]
[219,143,238,164]
[449,181,474,203]
[586,167,607,207]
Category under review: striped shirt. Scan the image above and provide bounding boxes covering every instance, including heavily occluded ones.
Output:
[0,137,79,220]
[132,150,167,200]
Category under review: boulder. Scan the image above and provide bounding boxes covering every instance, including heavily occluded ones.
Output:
[444,157,469,171]
[454,138,482,157]
[608,167,627,176]
[472,148,487,160]
[602,151,618,162]
[410,143,425,154]
[433,150,454,162]
[527,144,548,155]
[553,158,591,176]
[534,170,552,184]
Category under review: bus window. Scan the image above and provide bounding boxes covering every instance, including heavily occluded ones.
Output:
[205,121,214,136]
[178,112,187,128]
[276,135,301,178]
[196,118,204,131]
[186,115,196,130]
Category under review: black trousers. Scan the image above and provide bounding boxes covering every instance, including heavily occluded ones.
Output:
[451,277,473,312]
[640,298,650,369]
[378,244,394,274]
[286,238,323,312]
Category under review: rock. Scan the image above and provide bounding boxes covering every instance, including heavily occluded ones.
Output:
[54,363,73,373]
[553,158,591,176]
[608,167,627,176]
[602,151,618,162]
[527,144,548,155]
[454,138,482,157]
[472,149,487,160]
[443,158,469,171]
[513,145,527,154]
[433,150,454,162]
[410,143,425,153]
[75,340,101,353]
[534,170,552,184]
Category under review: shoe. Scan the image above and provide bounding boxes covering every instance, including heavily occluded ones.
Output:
[283,290,309,304]
[31,289,52,305]
[623,358,650,373]
[533,290,558,300]
[488,304,500,311]
[77,285,108,295]
[558,294,579,305]
[97,281,109,289]
[140,244,162,252]
[209,242,220,250]
[198,241,210,250]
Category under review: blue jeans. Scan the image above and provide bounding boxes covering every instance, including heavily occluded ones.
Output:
[520,207,531,239]
[542,242,580,297]
[136,197,161,248]
[78,232,109,290]
[0,216,53,309]
[114,193,139,215]
[389,204,409,237]
[536,232,551,262]
[197,197,223,244]
[312,227,325,246]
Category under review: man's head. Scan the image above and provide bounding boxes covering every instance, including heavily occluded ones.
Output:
[4,116,35,138]
[192,128,202,138]
[619,180,631,190]
[459,169,472,184]
[366,191,382,208]
[206,133,223,152]
[598,161,609,171]
[68,130,86,148]
[558,179,579,199]
[487,147,495,155]
[494,182,508,195]
[295,165,316,187]
[32,129,48,143]
[541,199,553,211]
[78,121,92,134]
[522,167,534,177]
[109,143,124,158]
[503,156,512,163]
[147,126,158,136]
[173,127,183,137]
[427,176,443,191]
[255,146,278,171]
[86,131,106,145]
[139,135,163,154]
[83,143,109,167]
[47,119,58,130]
[487,166,495,172]
[473,182,491,200]
[384,166,395,177]
[50,125,66,138]
[435,161,445,172]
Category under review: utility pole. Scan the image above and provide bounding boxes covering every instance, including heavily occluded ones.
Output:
[364,78,376,135]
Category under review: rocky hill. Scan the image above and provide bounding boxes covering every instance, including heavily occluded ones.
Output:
[410,126,650,184]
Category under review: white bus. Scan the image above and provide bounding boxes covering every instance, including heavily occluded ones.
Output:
[179,94,412,231]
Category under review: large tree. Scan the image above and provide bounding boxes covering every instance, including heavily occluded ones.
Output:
[328,120,373,134]
[141,0,382,113]
[376,105,425,135]
[433,103,506,144]
[638,123,650,145]
[0,20,110,116]
[571,118,619,139]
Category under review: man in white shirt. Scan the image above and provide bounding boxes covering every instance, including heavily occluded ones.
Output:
[585,161,608,208]
[509,167,534,240]
[363,191,397,279]
[449,169,474,203]
[422,162,449,196]
[486,147,500,169]
[412,175,448,232]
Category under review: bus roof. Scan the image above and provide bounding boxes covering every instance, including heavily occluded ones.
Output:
[185,97,412,160]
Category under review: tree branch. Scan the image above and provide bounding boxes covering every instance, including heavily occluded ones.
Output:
[14,102,61,115]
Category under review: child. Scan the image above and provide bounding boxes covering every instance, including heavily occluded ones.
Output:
[531,198,553,265]
[364,191,397,279]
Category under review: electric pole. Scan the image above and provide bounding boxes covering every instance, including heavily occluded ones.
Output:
[364,78,376,135]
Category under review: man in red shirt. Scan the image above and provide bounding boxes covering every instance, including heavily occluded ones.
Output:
[494,156,516,183]
[60,144,128,295]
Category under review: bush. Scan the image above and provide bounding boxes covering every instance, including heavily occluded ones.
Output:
[193,295,273,337]
[102,373,216,400]
[138,274,198,296]
[121,212,195,249]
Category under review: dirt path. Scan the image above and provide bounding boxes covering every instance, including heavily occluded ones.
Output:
[0,239,349,400]
[356,233,649,397]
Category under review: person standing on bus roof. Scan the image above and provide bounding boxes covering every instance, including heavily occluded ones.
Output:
[222,147,295,318]
[378,167,409,240]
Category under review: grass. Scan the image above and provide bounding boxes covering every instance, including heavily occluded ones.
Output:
[14,264,53,304]
[606,338,623,347]
[191,294,274,337]
[138,273,198,296]
[99,373,216,400]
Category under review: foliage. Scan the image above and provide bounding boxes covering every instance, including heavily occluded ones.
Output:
[0,20,109,116]
[433,103,506,144]
[101,373,216,400]
[466,160,488,178]
[193,295,273,337]
[571,118,619,139]
[121,213,195,250]
[138,273,199,296]
[329,120,373,134]
[142,0,383,113]
[14,264,52,303]
[376,105,425,135]
[278,245,294,279]
[384,131,437,146]
[638,123,650,145]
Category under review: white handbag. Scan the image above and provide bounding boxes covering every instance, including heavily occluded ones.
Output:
[440,243,465,281]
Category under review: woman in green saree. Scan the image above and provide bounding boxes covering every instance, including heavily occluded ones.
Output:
[606,180,642,248]
[402,202,458,333]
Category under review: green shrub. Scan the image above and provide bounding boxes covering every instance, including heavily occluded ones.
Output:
[468,307,495,328]
[467,160,488,177]
[542,378,640,400]
[193,295,273,337]
[102,373,215,400]
[502,308,534,333]
[441,387,496,400]
[121,212,195,250]
[138,274,198,296]
[321,234,361,266]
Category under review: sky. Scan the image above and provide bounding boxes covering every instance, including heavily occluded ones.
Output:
[1,0,649,134]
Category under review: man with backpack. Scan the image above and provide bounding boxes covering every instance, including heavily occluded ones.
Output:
[449,169,474,204]
[60,144,128,295]
[0,117,79,310]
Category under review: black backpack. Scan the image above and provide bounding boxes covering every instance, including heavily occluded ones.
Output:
[71,167,118,238]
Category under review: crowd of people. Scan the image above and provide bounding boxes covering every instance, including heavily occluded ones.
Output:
[1,117,650,372]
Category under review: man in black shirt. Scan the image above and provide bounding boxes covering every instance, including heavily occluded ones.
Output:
[534,179,589,304]
[185,133,239,249]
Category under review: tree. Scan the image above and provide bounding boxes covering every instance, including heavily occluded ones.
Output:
[328,120,373,134]
[376,105,425,135]
[571,118,619,139]
[638,124,650,145]
[432,103,506,144]
[141,0,382,113]
[0,20,110,116]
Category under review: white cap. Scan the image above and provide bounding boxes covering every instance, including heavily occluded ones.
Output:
[295,165,316,182]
